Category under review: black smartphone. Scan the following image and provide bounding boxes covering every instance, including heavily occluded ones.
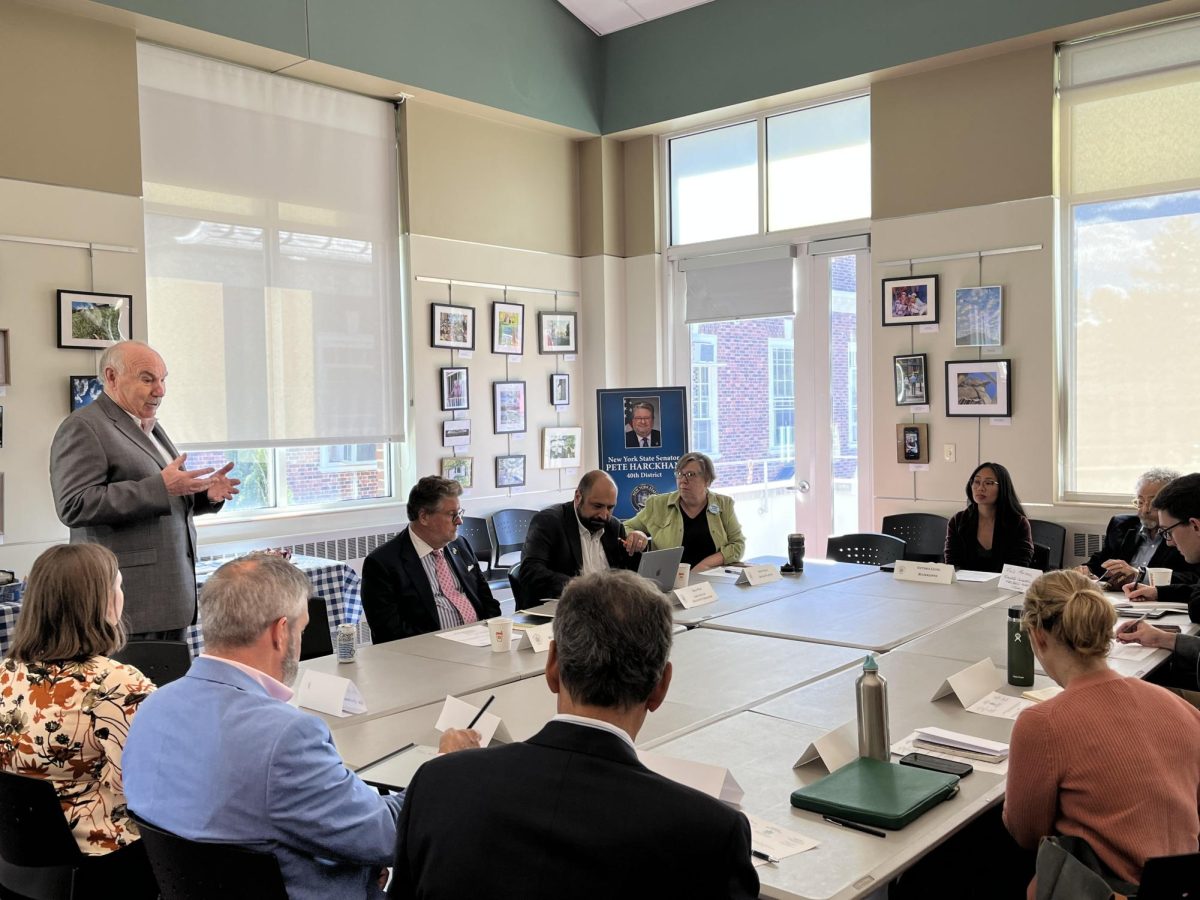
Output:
[899,752,972,777]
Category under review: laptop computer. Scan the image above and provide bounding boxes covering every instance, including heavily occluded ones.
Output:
[636,546,685,592]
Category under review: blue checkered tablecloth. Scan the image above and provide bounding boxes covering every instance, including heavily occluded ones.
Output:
[0,556,363,659]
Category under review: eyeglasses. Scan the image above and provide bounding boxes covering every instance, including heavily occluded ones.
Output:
[1159,520,1187,544]
[970,479,1000,489]
[436,508,466,522]
[676,471,704,482]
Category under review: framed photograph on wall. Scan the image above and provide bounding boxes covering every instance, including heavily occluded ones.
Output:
[491,301,525,355]
[69,375,104,411]
[543,426,582,469]
[0,329,9,386]
[881,276,938,327]
[440,367,469,411]
[550,372,570,407]
[495,454,526,488]
[954,285,1003,347]
[57,290,132,349]
[440,456,473,489]
[538,311,577,354]
[893,354,928,406]
[896,423,929,464]
[492,380,527,434]
[430,302,475,351]
[442,418,471,448]
[946,358,1012,417]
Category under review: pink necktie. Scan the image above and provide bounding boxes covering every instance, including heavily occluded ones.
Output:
[433,549,477,624]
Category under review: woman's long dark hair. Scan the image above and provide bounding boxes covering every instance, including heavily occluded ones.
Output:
[961,461,1027,554]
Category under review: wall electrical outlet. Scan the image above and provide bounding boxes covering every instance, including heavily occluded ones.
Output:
[943,444,956,463]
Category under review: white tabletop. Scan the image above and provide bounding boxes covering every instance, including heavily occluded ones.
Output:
[817,570,1021,608]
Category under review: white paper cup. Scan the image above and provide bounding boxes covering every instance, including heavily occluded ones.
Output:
[674,563,691,589]
[1147,567,1172,587]
[488,617,513,652]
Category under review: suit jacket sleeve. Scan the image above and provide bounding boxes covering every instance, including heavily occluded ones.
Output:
[519,510,572,602]
[50,413,172,528]
[604,519,640,572]
[268,711,402,868]
[1085,516,1128,575]
[726,812,760,899]
[361,551,412,643]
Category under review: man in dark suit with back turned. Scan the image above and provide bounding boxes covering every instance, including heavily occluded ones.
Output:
[389,569,760,900]
[517,470,639,607]
[362,475,498,642]
[50,340,240,639]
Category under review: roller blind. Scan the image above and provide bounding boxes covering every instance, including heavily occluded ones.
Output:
[137,43,404,449]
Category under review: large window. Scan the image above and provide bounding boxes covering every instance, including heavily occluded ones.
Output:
[670,122,758,245]
[1060,21,1200,497]
[137,44,402,514]
[691,334,719,455]
[768,339,794,454]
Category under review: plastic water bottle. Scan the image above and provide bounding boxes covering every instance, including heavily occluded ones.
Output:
[1007,606,1034,686]
[336,624,357,664]
[856,654,890,761]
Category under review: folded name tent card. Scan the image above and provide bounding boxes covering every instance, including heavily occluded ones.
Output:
[294,669,367,718]
[793,720,859,773]
[434,695,509,746]
[518,622,554,653]
[672,582,718,609]
[638,750,744,807]
[998,563,1042,593]
[736,564,782,586]
[929,658,1032,720]
[893,560,956,585]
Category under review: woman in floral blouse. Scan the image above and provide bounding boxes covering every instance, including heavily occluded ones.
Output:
[0,543,156,877]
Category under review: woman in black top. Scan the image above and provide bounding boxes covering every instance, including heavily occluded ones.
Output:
[943,461,1034,572]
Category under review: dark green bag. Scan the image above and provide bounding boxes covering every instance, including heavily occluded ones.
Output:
[789,757,960,830]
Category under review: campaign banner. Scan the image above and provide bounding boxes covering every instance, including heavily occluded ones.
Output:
[596,387,688,519]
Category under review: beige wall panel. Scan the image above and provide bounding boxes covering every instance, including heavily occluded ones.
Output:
[623,136,660,258]
[406,102,580,257]
[623,253,664,387]
[601,138,625,258]
[872,45,1054,221]
[0,0,141,196]
[871,197,1056,529]
[579,138,603,259]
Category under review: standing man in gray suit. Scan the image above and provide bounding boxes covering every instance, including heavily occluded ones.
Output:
[50,341,240,639]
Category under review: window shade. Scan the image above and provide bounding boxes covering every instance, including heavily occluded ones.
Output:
[683,248,796,323]
[137,44,404,449]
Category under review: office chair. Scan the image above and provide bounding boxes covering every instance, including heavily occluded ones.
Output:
[825,533,906,567]
[114,639,192,686]
[881,513,949,563]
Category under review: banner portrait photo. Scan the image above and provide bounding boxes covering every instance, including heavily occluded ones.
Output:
[596,386,688,519]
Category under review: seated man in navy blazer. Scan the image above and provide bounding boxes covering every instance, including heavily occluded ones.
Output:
[124,553,480,900]
[362,476,499,642]
[389,569,760,899]
[1079,468,1200,588]
[517,470,639,607]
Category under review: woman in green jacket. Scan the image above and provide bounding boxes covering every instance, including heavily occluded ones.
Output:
[623,452,745,573]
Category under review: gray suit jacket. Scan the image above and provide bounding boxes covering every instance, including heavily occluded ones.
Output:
[49,393,222,633]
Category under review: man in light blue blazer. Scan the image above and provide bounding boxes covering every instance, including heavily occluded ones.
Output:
[125,553,477,900]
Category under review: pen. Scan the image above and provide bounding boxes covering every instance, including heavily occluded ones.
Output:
[354,742,415,773]
[467,695,495,730]
[823,815,887,839]
[751,849,780,864]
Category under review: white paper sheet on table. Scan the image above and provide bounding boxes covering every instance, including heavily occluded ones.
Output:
[745,813,818,866]
[965,690,1033,720]
[1109,642,1156,661]
[891,732,1009,775]
[434,695,508,746]
[436,625,492,647]
[954,570,1001,583]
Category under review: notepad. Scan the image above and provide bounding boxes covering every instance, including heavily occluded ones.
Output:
[912,726,1008,763]
[1021,685,1063,702]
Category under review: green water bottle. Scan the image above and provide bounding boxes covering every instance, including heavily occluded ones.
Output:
[1007,605,1034,686]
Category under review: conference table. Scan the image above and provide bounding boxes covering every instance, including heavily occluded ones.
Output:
[292,562,1197,899]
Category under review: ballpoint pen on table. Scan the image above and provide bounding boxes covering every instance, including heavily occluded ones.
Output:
[467,695,495,729]
[751,849,780,864]
[822,815,887,838]
[354,742,416,772]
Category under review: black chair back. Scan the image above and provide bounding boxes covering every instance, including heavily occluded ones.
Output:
[457,516,497,571]
[113,639,192,686]
[1029,519,1067,570]
[826,533,906,567]
[507,561,528,610]
[1138,851,1200,899]
[1031,542,1051,571]
[300,596,334,661]
[881,513,949,562]
[0,770,83,899]
[131,814,288,900]
[491,509,538,565]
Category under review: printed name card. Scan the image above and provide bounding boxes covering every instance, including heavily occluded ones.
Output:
[435,695,510,746]
[294,670,367,718]
[893,560,956,585]
[519,622,554,653]
[638,750,744,806]
[998,564,1041,593]
[672,582,718,608]
[793,720,858,773]
[736,564,782,587]
[930,658,1001,707]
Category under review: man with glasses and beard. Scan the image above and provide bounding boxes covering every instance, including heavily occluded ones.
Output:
[518,470,641,607]
[362,475,499,642]
[125,552,480,900]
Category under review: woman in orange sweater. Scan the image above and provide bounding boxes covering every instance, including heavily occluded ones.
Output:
[1004,569,1200,894]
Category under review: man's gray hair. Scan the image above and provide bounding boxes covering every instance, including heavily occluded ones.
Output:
[200,553,310,649]
[552,569,673,709]
[1136,468,1181,493]
[97,340,154,379]
[630,401,655,419]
